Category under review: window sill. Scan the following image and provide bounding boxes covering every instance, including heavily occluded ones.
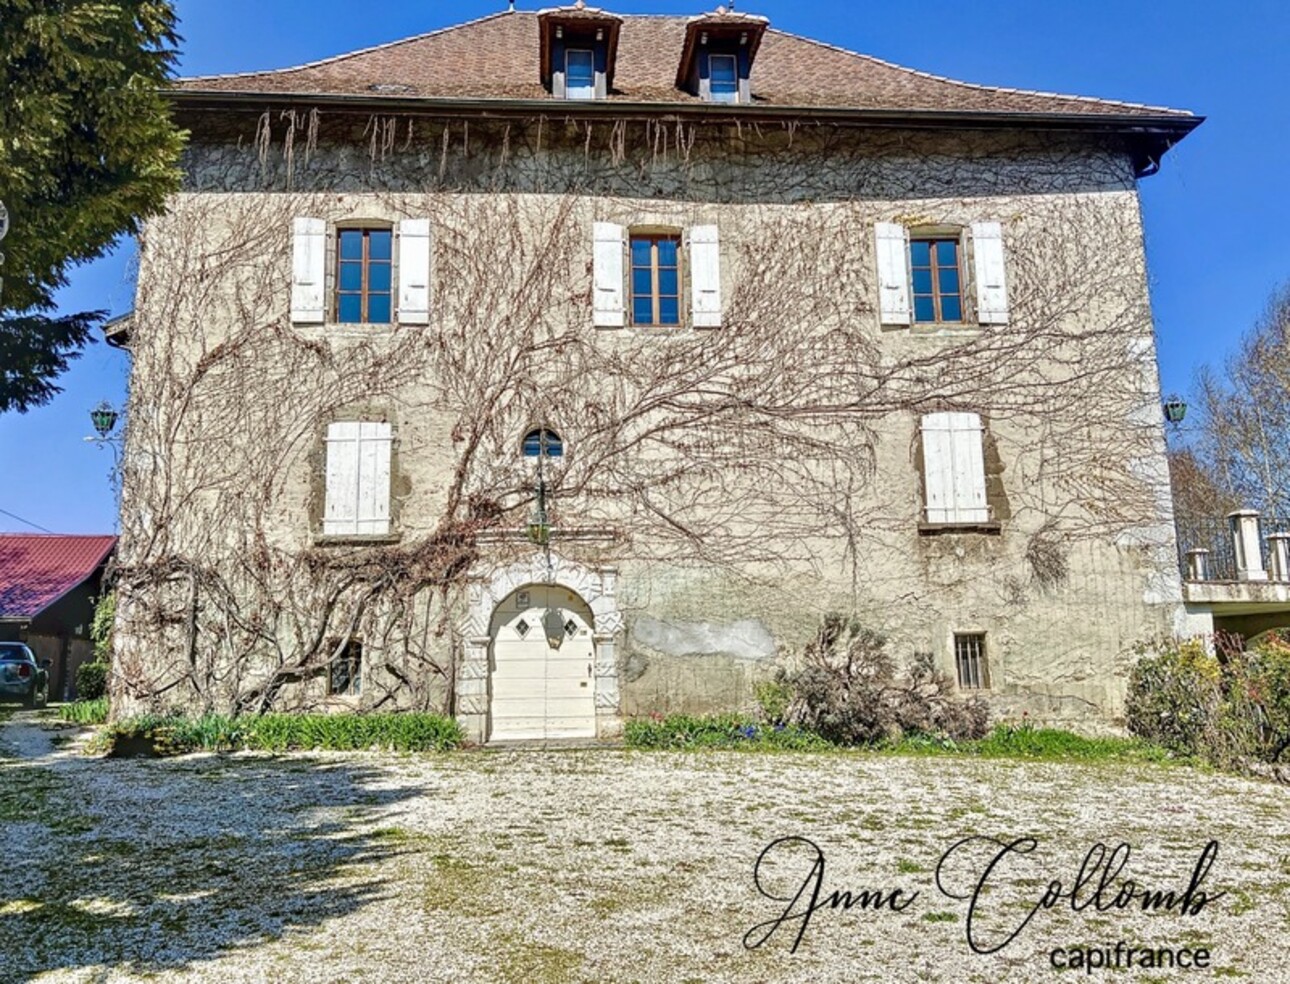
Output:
[314,533,403,547]
[911,322,983,335]
[918,521,1001,536]
[624,324,718,335]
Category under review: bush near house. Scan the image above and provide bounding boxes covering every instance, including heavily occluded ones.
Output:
[624,713,830,750]
[93,712,465,756]
[625,714,1180,763]
[1126,633,1290,767]
[74,662,108,701]
[775,614,989,745]
[71,592,116,702]
[627,615,990,752]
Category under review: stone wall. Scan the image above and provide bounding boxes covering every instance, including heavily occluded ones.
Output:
[112,113,1183,733]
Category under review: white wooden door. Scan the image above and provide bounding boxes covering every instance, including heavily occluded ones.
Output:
[490,586,596,741]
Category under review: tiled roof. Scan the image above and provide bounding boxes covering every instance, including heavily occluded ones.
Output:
[0,535,116,621]
[172,9,1194,120]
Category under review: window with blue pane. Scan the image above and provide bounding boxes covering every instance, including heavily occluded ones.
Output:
[566,49,595,100]
[336,228,393,324]
[910,237,963,323]
[630,234,682,326]
[709,54,738,103]
[522,428,563,458]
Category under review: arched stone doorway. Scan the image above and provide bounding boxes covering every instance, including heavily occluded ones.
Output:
[488,584,596,741]
[457,552,622,743]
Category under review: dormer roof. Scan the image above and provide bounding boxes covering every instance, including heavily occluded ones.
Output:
[537,3,623,90]
[676,8,769,88]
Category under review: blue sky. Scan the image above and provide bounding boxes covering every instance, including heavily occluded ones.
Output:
[2,0,1286,533]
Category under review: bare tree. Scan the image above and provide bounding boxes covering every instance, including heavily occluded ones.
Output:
[1190,286,1290,517]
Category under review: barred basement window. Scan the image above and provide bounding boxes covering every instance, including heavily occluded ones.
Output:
[954,633,989,690]
[328,640,362,696]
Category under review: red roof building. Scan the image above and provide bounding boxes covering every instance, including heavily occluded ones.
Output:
[0,534,116,700]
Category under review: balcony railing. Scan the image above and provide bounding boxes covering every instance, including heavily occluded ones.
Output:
[1177,510,1290,583]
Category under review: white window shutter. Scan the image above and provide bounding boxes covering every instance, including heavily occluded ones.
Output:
[689,224,722,328]
[971,221,1009,325]
[324,422,361,535]
[922,412,989,523]
[397,219,432,325]
[949,412,989,522]
[875,222,911,326]
[325,422,391,536]
[921,414,956,524]
[355,422,392,535]
[593,221,625,328]
[291,217,327,324]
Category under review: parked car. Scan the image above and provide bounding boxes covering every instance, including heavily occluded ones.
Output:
[0,643,49,707]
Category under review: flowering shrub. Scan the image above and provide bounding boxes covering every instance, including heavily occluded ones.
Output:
[1127,633,1290,766]
[1125,638,1222,757]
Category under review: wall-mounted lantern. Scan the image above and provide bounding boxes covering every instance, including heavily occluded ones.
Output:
[90,401,119,438]
[1163,398,1187,424]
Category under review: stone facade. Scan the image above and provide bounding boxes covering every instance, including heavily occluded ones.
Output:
[112,97,1188,737]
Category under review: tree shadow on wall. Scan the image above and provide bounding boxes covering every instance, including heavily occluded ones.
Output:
[0,746,428,980]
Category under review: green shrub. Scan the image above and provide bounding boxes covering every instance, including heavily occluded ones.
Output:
[753,679,793,725]
[1127,634,1290,767]
[94,712,465,757]
[626,715,1180,763]
[75,661,109,701]
[1223,635,1290,763]
[1125,638,1221,757]
[967,722,1177,763]
[90,591,115,663]
[241,713,465,752]
[624,714,832,751]
[59,697,109,725]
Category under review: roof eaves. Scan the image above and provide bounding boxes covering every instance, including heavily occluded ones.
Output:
[166,88,1203,132]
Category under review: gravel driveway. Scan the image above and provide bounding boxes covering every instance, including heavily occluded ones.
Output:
[2,710,1287,983]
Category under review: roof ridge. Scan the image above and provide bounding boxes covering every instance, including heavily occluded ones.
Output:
[177,9,521,85]
[764,26,1195,118]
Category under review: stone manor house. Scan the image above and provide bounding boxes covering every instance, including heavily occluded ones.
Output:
[109,5,1202,740]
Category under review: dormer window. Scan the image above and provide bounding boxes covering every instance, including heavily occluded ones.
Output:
[709,53,738,103]
[538,5,622,101]
[676,10,769,103]
[566,49,596,100]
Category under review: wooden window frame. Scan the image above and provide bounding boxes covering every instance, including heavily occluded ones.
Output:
[335,226,394,324]
[629,232,683,327]
[708,53,739,103]
[910,234,965,325]
[954,633,989,690]
[565,48,596,100]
